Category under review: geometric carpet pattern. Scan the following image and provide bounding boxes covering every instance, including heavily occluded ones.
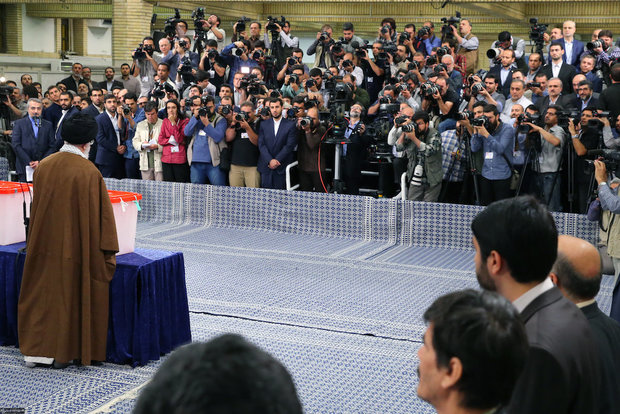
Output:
[0,179,610,413]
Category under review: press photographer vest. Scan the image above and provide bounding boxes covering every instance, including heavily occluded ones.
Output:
[457,33,478,75]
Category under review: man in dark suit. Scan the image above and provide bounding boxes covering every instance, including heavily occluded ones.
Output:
[81,88,105,163]
[547,21,584,67]
[95,94,126,178]
[535,77,572,113]
[98,67,124,93]
[550,235,620,414]
[471,196,600,414]
[54,92,80,150]
[542,43,577,94]
[11,99,56,182]
[257,97,297,189]
[488,49,515,98]
[571,79,599,112]
[42,85,62,130]
[59,62,86,95]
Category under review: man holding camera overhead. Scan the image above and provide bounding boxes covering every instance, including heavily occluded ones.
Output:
[307,24,335,70]
[453,19,479,76]
[132,36,161,98]
[162,36,200,81]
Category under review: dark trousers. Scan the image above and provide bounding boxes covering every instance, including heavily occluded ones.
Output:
[162,162,190,183]
[479,176,512,206]
[98,161,125,179]
[440,180,465,204]
[261,170,286,189]
[299,170,326,192]
[124,157,141,179]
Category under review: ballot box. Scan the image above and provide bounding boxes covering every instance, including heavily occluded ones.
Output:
[108,190,142,255]
[0,181,32,245]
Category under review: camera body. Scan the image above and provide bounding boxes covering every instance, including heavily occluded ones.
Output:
[420,82,439,98]
[319,31,331,42]
[471,83,485,96]
[440,12,461,39]
[266,15,286,35]
[220,104,233,116]
[299,116,313,128]
[235,17,251,34]
[417,26,431,39]
[529,18,548,46]
[471,115,490,128]
[587,40,603,51]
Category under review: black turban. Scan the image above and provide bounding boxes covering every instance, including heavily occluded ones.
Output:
[62,112,98,145]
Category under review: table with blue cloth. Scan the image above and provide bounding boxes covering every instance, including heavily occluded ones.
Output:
[0,243,191,367]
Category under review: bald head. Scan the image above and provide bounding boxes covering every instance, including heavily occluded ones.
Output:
[551,235,602,303]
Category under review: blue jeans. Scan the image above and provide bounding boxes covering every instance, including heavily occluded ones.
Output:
[540,172,562,212]
[190,161,226,185]
[437,118,457,134]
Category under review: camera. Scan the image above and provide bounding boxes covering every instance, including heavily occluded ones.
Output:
[305,78,316,89]
[417,26,431,39]
[411,164,424,186]
[164,8,181,38]
[440,12,461,40]
[436,46,451,59]
[178,56,193,75]
[471,83,485,95]
[266,15,286,35]
[471,115,489,128]
[220,104,233,116]
[287,57,298,66]
[381,24,392,35]
[235,112,248,122]
[331,39,345,55]
[395,83,408,93]
[122,105,131,116]
[252,50,264,60]
[299,117,313,128]
[288,74,299,85]
[319,31,331,42]
[341,59,354,69]
[587,40,603,51]
[287,106,300,118]
[457,110,473,121]
[239,74,265,95]
[529,18,548,49]
[260,106,272,117]
[401,123,417,133]
[232,48,244,57]
[151,82,174,99]
[235,17,251,34]
[395,115,409,126]
[197,96,212,117]
[584,149,620,175]
[486,48,502,60]
[134,44,153,60]
[191,7,205,31]
[527,82,542,89]
[0,84,14,103]
[398,31,410,45]
[178,39,189,49]
[426,55,438,66]
[304,98,319,109]
[207,49,218,60]
[420,82,439,98]
[269,90,282,98]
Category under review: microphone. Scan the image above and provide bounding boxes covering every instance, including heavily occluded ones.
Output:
[34,116,41,128]
[350,40,360,49]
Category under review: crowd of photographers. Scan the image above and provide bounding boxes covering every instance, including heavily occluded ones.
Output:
[2,11,620,212]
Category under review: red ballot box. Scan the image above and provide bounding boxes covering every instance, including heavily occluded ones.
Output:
[0,181,32,245]
[108,190,143,255]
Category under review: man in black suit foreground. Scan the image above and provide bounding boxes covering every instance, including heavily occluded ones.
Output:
[471,195,600,414]
[417,289,528,414]
[550,235,620,414]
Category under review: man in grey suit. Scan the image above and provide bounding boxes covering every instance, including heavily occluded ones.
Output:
[11,98,56,182]
[471,195,600,414]
[551,235,620,414]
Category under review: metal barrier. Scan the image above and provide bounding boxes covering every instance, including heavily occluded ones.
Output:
[285,161,299,191]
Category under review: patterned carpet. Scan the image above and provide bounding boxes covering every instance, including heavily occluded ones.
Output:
[0,179,611,413]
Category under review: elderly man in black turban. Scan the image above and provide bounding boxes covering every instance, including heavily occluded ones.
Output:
[18,112,119,368]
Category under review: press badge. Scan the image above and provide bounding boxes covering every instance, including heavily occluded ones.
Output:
[171,145,180,153]
[485,152,494,160]
[241,132,249,139]
[198,130,206,136]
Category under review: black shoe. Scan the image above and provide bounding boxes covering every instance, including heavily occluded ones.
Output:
[52,361,70,369]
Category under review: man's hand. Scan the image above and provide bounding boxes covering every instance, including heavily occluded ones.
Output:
[268,158,281,169]
[475,124,490,138]
[149,143,158,150]
[200,114,210,126]
[432,90,442,101]
[600,117,610,127]
[29,160,39,169]
[117,145,127,155]
[595,159,608,184]
[568,121,577,136]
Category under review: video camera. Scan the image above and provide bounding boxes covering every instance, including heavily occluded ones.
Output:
[529,18,548,52]
[0,84,14,103]
[586,40,603,52]
[417,26,431,39]
[266,16,286,35]
[585,149,620,175]
[164,8,181,38]
[235,17,251,34]
[151,82,175,99]
[192,7,206,32]
[440,12,461,40]
[134,44,154,60]
[377,42,397,61]
[240,74,266,95]
[420,82,439,98]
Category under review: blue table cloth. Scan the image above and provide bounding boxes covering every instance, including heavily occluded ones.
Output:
[0,243,191,366]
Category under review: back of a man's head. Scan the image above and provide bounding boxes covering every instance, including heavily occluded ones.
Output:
[551,235,602,303]
[133,334,302,414]
[419,289,528,410]
[471,195,558,284]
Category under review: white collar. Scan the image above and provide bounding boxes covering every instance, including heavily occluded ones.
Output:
[576,298,596,309]
[512,277,555,313]
[59,143,88,159]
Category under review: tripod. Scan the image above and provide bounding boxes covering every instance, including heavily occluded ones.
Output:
[463,130,481,205]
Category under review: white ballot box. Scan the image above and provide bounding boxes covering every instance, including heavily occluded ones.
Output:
[0,181,32,245]
[108,190,142,255]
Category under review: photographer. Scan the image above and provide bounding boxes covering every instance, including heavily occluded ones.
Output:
[193,70,217,99]
[489,31,526,71]
[184,95,227,185]
[199,14,226,51]
[340,103,369,195]
[225,101,260,187]
[377,18,397,44]
[569,107,606,213]
[439,55,463,95]
[387,44,411,74]
[277,49,309,82]
[421,21,441,56]
[280,65,306,99]
[343,74,369,109]
[340,22,365,54]
[528,72,548,106]
[453,19,479,76]
[307,68,331,108]
[339,54,364,86]
[421,76,460,133]
[529,106,565,211]
[296,103,327,192]
[355,42,386,103]
[307,24,335,69]
[221,40,259,85]
[198,40,227,91]
[150,63,178,107]
[471,104,515,205]
[132,36,160,98]
[469,73,505,112]
[582,30,620,78]
[396,110,442,201]
[164,36,200,82]
[599,63,620,122]
[593,159,620,287]
[119,93,144,179]
[263,19,299,56]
